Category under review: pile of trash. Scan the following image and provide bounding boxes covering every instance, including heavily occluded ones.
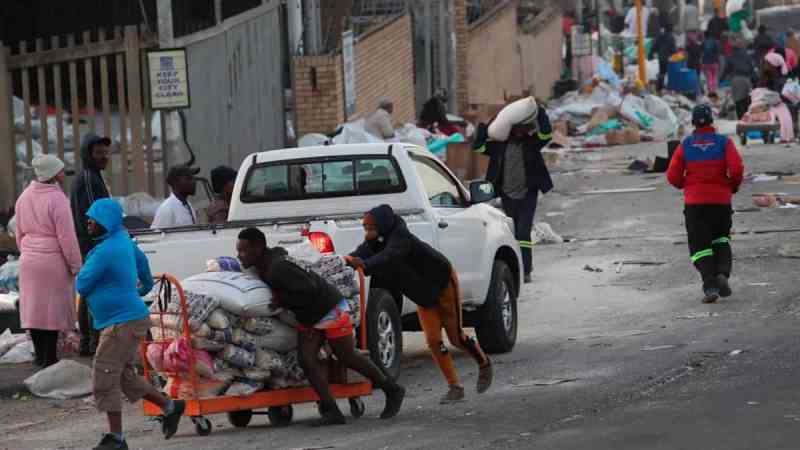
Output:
[0,328,33,364]
[547,79,693,150]
[297,119,466,160]
[145,242,361,399]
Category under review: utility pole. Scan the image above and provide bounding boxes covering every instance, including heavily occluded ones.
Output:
[636,0,646,86]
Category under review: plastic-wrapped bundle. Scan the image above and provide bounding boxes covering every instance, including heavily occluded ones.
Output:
[242,368,271,381]
[255,348,285,373]
[281,350,306,382]
[206,309,230,330]
[192,337,225,352]
[222,344,256,368]
[205,257,242,273]
[288,255,359,298]
[225,379,263,397]
[149,290,220,332]
[205,328,234,343]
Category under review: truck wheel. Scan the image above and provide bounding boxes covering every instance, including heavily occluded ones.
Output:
[367,288,403,379]
[476,260,518,354]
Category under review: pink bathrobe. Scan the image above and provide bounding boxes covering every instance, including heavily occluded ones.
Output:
[15,182,82,331]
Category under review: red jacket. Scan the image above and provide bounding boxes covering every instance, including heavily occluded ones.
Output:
[667,127,744,205]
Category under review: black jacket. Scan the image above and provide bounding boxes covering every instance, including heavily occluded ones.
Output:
[474,105,554,196]
[721,48,757,81]
[70,134,110,256]
[650,32,677,65]
[260,247,342,326]
[706,16,728,41]
[350,205,452,308]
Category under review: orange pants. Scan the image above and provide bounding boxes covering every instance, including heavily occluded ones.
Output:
[417,272,489,386]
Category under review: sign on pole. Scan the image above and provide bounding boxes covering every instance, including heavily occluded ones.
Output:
[147,48,191,110]
[342,30,356,118]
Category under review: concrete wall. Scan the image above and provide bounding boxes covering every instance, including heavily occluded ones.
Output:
[293,14,416,136]
[466,2,563,105]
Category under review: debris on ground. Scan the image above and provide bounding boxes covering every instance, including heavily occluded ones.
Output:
[23,359,92,400]
[532,222,564,245]
[582,265,603,273]
[641,345,679,351]
[512,378,579,388]
[752,194,800,208]
[778,243,800,259]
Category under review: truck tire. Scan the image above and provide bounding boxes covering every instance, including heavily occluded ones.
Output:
[476,260,518,353]
[367,288,403,379]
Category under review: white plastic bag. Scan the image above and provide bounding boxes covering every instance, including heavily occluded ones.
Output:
[488,97,539,141]
[620,95,655,130]
[783,80,800,105]
[0,258,20,293]
[332,119,384,145]
[123,193,162,219]
[181,272,278,317]
[392,124,430,147]
[0,293,18,313]
[24,359,92,399]
[532,222,564,245]
[297,133,331,147]
[0,338,34,364]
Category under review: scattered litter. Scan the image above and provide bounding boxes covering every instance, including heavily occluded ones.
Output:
[778,243,800,259]
[729,349,744,356]
[578,187,657,195]
[513,378,579,388]
[675,312,718,320]
[545,212,565,217]
[532,222,564,245]
[748,282,771,287]
[520,432,532,437]
[747,401,760,406]
[582,265,603,273]
[748,174,779,183]
[641,345,678,352]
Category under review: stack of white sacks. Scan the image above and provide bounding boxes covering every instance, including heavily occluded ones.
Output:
[146,242,360,399]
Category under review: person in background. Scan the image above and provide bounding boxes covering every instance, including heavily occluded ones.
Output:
[76,198,184,450]
[151,165,199,229]
[754,25,775,69]
[364,99,396,140]
[71,134,111,356]
[347,205,493,404]
[721,37,757,119]
[562,9,576,72]
[706,8,729,42]
[625,3,650,39]
[702,30,722,94]
[682,0,700,43]
[206,166,237,224]
[236,227,406,426]
[650,22,677,92]
[667,105,744,305]
[15,155,82,368]
[418,97,459,136]
[473,99,553,284]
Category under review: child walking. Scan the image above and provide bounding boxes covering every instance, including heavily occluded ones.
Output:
[667,105,745,303]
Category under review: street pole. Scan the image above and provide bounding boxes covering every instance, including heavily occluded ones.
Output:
[636,0,646,86]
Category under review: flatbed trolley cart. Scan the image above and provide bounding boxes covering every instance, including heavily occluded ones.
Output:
[141,271,372,436]
[736,119,781,146]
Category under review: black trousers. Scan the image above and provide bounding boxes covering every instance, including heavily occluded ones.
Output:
[685,205,733,289]
[78,296,99,351]
[735,98,751,120]
[502,191,539,275]
[29,329,59,367]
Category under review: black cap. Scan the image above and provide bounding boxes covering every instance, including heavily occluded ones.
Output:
[166,165,201,185]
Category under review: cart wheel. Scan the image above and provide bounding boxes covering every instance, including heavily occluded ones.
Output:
[193,416,212,436]
[267,405,293,427]
[349,397,366,419]
[227,410,253,428]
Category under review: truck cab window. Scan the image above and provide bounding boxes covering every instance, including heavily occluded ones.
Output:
[412,156,465,208]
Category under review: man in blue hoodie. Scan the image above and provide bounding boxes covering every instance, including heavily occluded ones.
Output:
[77,199,185,450]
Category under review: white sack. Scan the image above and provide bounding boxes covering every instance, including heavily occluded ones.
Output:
[181,271,278,318]
[0,339,34,364]
[24,359,92,399]
[488,97,539,141]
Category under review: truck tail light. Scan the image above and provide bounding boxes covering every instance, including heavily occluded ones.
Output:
[302,230,335,254]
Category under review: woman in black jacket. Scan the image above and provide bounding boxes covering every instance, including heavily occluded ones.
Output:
[236,228,405,426]
[348,205,493,404]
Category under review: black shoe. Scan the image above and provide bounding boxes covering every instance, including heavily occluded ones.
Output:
[702,286,720,304]
[717,275,732,298]
[93,434,128,450]
[162,400,185,439]
[380,383,406,419]
[312,401,346,426]
[524,273,533,284]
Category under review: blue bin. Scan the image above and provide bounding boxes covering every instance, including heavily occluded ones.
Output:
[667,61,700,96]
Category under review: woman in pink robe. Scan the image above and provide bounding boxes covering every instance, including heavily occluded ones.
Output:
[15,155,82,367]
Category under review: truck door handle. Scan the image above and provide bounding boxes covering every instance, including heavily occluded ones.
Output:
[438,221,449,229]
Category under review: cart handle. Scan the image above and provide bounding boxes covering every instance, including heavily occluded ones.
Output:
[343,257,368,351]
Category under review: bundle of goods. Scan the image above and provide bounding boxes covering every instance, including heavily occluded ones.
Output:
[146,246,361,400]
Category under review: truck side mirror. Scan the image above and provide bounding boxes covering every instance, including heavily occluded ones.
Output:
[469,180,496,204]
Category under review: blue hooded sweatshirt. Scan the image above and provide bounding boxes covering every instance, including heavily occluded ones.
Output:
[76,198,153,330]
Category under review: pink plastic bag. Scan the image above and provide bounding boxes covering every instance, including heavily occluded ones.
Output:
[149,338,214,378]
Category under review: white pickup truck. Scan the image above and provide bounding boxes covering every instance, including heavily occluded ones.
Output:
[131,143,522,377]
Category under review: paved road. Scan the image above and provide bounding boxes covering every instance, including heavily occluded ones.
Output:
[2,139,800,449]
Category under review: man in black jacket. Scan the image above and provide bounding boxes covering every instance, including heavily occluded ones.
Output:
[473,101,553,283]
[70,133,111,356]
[650,22,677,92]
[236,228,405,426]
[348,205,493,404]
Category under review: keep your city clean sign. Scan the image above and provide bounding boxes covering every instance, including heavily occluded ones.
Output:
[147,49,191,110]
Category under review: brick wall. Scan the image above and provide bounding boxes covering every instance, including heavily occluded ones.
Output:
[293,13,416,137]
[293,54,345,137]
[454,0,469,114]
[466,2,562,105]
[353,14,416,126]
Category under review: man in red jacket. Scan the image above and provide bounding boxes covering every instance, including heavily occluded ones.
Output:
[667,105,745,304]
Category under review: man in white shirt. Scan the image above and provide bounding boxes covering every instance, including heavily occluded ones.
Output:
[151,165,199,229]
[364,99,396,140]
[625,5,649,38]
